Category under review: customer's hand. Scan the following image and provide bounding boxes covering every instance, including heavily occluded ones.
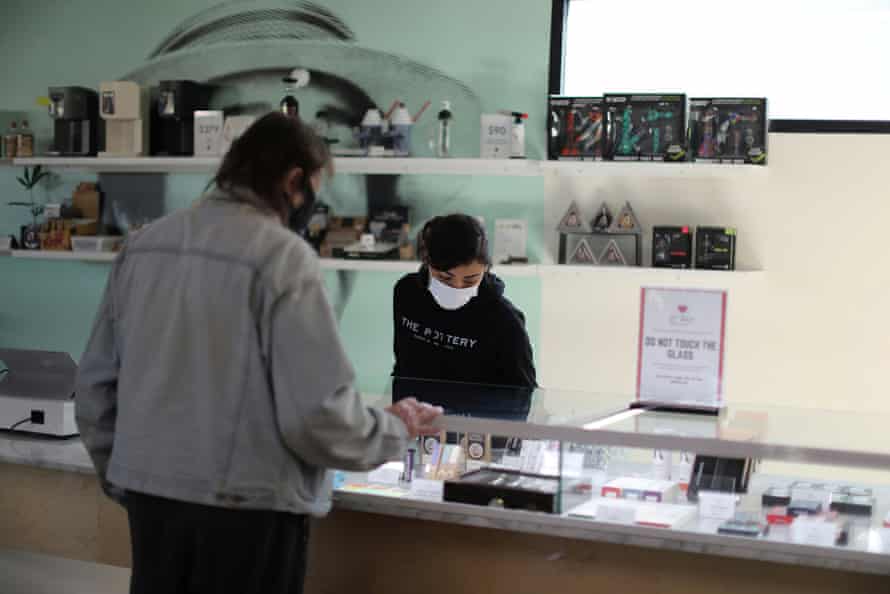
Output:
[386,398,443,439]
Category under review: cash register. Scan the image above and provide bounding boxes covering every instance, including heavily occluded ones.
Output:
[0,349,78,437]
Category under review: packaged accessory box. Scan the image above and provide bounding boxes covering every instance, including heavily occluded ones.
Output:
[549,96,604,161]
[604,94,687,161]
[689,98,767,165]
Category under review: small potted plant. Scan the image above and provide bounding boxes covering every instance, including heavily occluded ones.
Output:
[8,165,50,250]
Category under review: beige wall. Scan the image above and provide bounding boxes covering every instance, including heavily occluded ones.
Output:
[540,134,890,415]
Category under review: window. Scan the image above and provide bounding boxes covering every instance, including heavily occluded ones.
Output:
[552,0,890,130]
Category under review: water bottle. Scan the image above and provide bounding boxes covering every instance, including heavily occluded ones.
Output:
[436,100,452,157]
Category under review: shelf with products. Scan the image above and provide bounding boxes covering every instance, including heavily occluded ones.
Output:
[12,156,542,177]
[11,156,768,178]
[334,380,890,576]
[3,250,761,283]
[540,160,769,179]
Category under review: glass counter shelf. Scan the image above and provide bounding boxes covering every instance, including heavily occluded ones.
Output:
[338,379,890,575]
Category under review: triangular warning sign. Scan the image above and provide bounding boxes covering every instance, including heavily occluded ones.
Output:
[590,202,613,232]
[609,201,642,234]
[557,200,589,233]
[569,237,598,265]
[598,239,627,266]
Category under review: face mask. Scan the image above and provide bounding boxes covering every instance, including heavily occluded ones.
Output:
[429,273,479,311]
[287,176,317,234]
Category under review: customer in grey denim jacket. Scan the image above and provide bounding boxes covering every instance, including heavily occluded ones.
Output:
[75,113,441,594]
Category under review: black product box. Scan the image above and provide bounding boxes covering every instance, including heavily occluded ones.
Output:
[652,226,692,268]
[687,456,752,503]
[548,96,604,160]
[443,468,560,514]
[604,94,687,161]
[761,486,792,508]
[689,98,767,165]
[830,494,875,517]
[787,500,823,517]
[695,227,736,270]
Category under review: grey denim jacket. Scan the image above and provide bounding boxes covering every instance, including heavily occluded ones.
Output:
[75,188,408,515]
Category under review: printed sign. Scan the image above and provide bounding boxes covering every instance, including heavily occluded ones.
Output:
[636,288,727,409]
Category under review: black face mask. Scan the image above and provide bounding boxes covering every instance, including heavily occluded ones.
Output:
[287,176,317,235]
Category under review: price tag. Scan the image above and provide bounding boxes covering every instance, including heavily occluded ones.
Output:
[410,479,445,501]
[480,114,512,159]
[367,462,404,487]
[791,517,837,547]
[697,491,737,520]
[598,502,637,525]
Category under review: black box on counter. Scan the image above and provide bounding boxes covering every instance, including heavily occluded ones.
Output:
[443,468,560,514]
[604,94,687,161]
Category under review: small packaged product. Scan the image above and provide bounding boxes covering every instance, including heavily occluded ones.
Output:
[549,96,604,160]
[688,98,767,165]
[604,94,687,161]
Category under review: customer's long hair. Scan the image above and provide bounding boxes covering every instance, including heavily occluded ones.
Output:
[211,112,331,222]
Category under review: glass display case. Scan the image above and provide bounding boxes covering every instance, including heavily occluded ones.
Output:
[337,379,890,574]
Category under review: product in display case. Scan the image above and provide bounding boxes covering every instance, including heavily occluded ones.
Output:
[695,227,737,270]
[604,94,687,161]
[601,477,681,503]
[548,96,604,160]
[830,487,876,518]
[567,236,597,265]
[443,468,560,513]
[462,433,492,470]
[689,98,767,165]
[652,226,692,268]
[336,240,399,260]
[686,455,753,502]
[718,514,767,538]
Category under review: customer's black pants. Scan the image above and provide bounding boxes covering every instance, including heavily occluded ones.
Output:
[125,491,309,594]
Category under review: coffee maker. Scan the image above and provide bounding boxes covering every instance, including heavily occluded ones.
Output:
[99,81,147,157]
[150,80,212,156]
[47,86,99,156]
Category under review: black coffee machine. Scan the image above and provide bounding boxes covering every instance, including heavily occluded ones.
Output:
[150,80,212,156]
[47,86,100,156]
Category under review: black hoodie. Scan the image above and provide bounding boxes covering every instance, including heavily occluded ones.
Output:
[392,267,537,390]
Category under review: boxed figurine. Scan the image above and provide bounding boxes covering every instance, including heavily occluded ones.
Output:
[652,226,692,269]
[604,94,687,161]
[689,98,767,165]
[695,226,737,271]
[548,96,604,161]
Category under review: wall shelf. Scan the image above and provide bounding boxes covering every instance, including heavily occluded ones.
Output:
[13,156,768,178]
[3,250,763,283]
[13,156,542,177]
[540,160,768,179]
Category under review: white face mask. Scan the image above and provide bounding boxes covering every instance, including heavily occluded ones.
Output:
[429,274,479,310]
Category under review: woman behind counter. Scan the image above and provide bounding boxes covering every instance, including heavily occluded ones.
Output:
[392,214,536,403]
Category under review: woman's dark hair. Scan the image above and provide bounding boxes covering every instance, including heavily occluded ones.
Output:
[211,112,331,221]
[420,214,490,271]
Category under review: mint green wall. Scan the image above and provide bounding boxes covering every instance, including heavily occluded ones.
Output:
[0,0,549,392]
